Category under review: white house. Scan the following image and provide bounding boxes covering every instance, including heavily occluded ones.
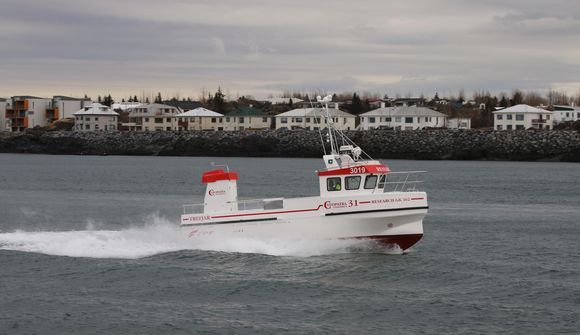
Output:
[73,103,119,131]
[126,103,180,131]
[552,105,580,124]
[222,106,271,131]
[275,108,356,130]
[360,105,447,130]
[47,96,91,123]
[175,107,224,131]
[5,96,51,131]
[447,117,472,129]
[493,104,553,130]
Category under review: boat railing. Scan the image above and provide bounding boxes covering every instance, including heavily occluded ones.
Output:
[182,198,284,215]
[384,171,426,192]
[183,203,205,214]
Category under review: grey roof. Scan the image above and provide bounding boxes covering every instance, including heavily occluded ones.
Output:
[276,108,355,118]
[491,104,552,114]
[177,107,223,117]
[53,95,90,101]
[361,106,446,117]
[73,103,119,116]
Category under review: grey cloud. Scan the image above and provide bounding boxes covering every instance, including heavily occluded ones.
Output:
[0,0,579,98]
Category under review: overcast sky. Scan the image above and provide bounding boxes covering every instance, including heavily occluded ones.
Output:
[1,0,579,100]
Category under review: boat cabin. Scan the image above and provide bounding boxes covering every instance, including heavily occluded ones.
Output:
[317,145,390,197]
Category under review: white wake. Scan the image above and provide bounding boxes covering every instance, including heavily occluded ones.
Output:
[0,217,390,259]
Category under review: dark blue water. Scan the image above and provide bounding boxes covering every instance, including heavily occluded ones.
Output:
[1,154,579,334]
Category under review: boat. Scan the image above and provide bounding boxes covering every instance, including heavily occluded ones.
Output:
[180,95,428,251]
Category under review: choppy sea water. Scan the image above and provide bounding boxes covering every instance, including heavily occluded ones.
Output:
[0,153,579,334]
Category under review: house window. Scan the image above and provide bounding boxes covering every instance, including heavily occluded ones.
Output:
[262,117,268,122]
[85,124,90,130]
[364,175,378,189]
[425,117,428,122]
[497,125,503,130]
[546,115,550,120]
[516,125,525,130]
[315,118,321,123]
[296,117,303,122]
[239,117,245,123]
[516,114,524,121]
[395,117,401,122]
[225,117,230,122]
[327,177,342,191]
[211,118,216,123]
[145,118,149,122]
[155,118,163,123]
[507,114,513,120]
[305,118,311,123]
[281,117,287,123]
[166,118,171,122]
[385,117,392,122]
[497,115,503,120]
[507,125,512,130]
[86,117,91,121]
[369,117,375,123]
[405,117,413,123]
[345,176,361,190]
[95,124,99,130]
[94,117,99,121]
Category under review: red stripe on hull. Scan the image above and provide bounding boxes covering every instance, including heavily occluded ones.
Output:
[354,234,423,251]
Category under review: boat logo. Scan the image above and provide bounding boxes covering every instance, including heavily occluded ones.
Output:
[208,189,226,196]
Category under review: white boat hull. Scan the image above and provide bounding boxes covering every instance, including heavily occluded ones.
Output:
[181,192,427,250]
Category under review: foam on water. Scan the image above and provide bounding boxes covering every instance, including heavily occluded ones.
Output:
[0,216,394,259]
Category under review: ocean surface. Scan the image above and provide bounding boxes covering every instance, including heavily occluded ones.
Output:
[0,153,579,335]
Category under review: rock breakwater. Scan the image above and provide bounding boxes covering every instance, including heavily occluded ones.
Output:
[1,129,579,162]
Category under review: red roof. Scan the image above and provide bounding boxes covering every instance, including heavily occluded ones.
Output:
[202,169,239,184]
[317,164,390,176]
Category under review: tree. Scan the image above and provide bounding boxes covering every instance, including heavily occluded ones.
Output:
[350,93,364,115]
[211,87,227,114]
[511,90,524,106]
[145,97,150,103]
[102,94,114,107]
[155,92,162,103]
[134,95,138,102]
[98,95,102,103]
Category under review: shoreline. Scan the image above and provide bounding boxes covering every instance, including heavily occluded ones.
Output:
[1,129,579,162]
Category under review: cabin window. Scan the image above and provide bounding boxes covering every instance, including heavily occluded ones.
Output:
[378,175,386,189]
[345,176,361,190]
[364,175,378,189]
[327,177,342,191]
[516,114,524,121]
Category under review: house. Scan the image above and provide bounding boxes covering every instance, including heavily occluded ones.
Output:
[275,108,356,130]
[447,117,471,129]
[125,103,180,131]
[46,96,91,124]
[112,102,141,111]
[552,105,580,124]
[162,100,202,112]
[175,107,224,131]
[0,98,7,131]
[73,103,119,132]
[492,104,553,130]
[393,97,426,107]
[359,105,447,130]
[5,96,51,132]
[222,106,271,131]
